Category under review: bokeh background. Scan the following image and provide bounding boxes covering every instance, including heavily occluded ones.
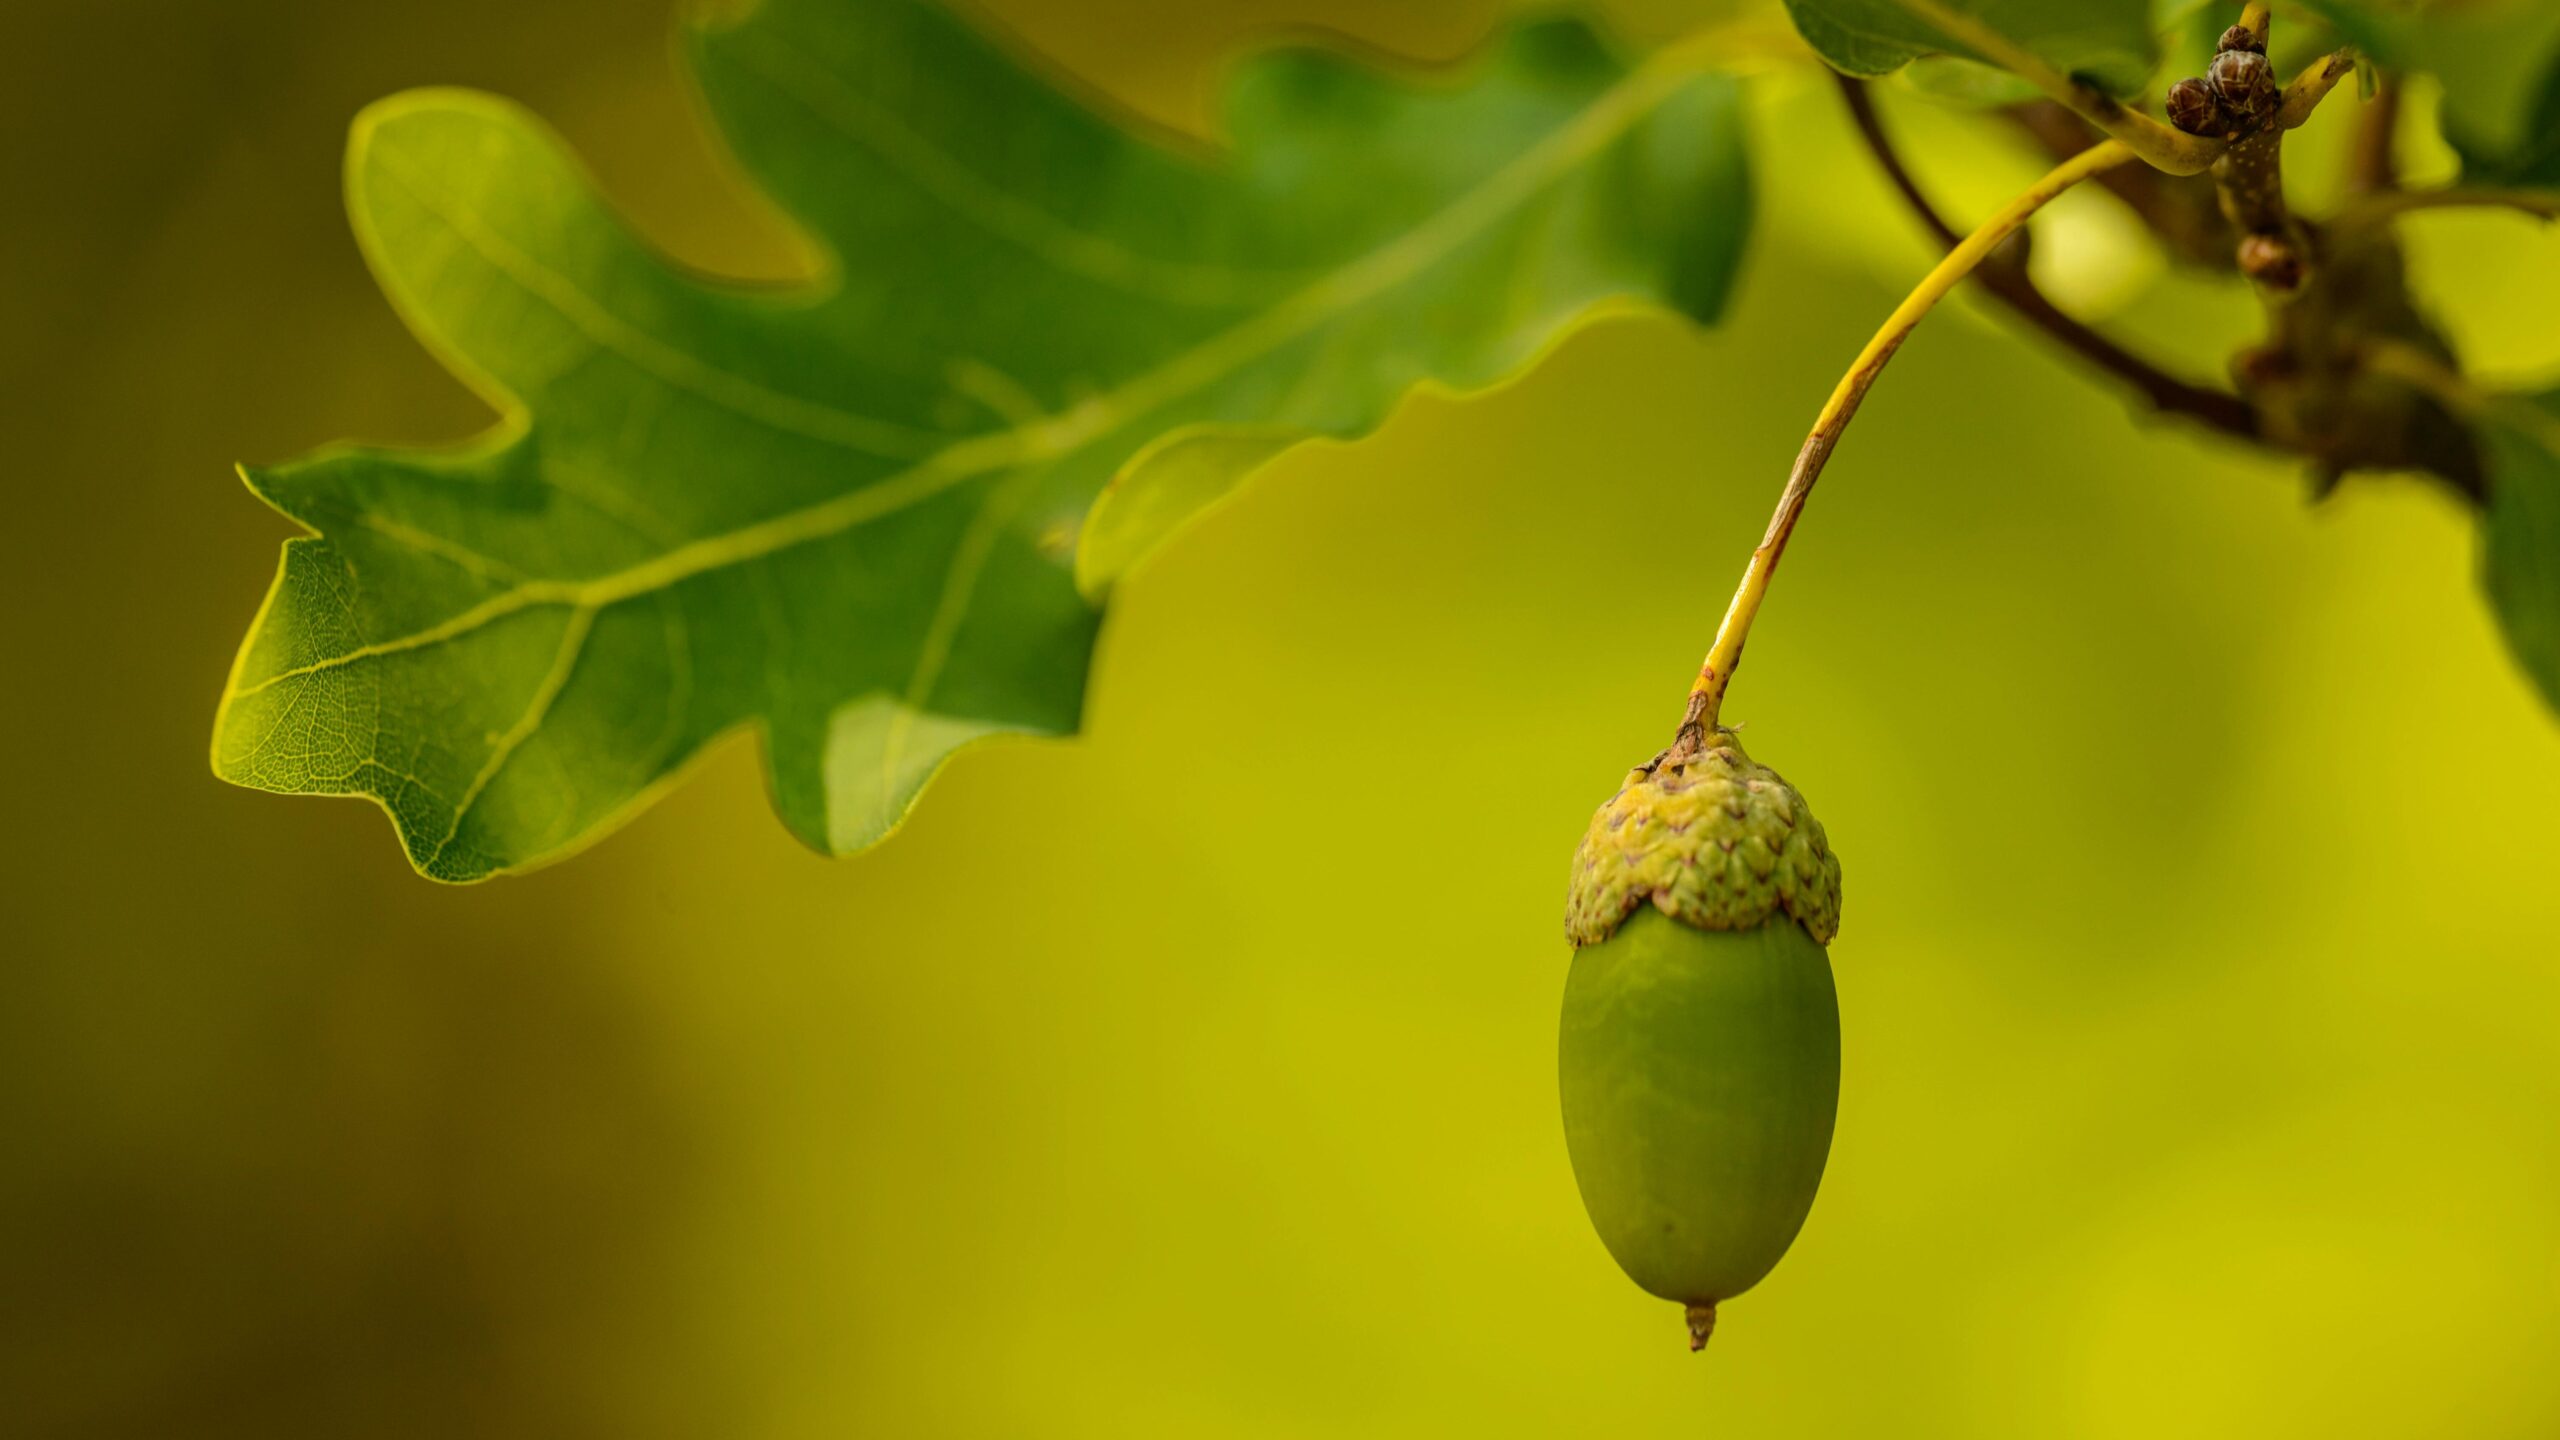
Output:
[8,1,2559,1435]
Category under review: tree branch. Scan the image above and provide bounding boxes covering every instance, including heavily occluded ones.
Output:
[2358,340,2538,488]
[2278,48,2359,130]
[1837,77,2260,444]
[2332,186,2560,232]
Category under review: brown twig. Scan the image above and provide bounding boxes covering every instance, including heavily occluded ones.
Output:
[1836,77,2260,445]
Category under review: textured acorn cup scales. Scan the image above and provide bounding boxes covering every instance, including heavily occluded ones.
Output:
[1566,737,1842,947]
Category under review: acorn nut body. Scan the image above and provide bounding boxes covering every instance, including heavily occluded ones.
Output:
[1560,737,1843,1349]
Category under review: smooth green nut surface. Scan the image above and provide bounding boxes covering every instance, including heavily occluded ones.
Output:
[1560,907,1840,1309]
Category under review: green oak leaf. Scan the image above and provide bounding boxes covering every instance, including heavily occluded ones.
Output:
[2453,58,2560,186]
[211,0,1752,881]
[1778,0,2158,96]
[2301,0,2560,178]
[2480,393,2560,715]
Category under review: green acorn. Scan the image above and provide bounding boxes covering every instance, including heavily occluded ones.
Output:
[1560,734,1842,1350]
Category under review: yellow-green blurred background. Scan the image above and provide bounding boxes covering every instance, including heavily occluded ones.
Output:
[8,1,2560,1434]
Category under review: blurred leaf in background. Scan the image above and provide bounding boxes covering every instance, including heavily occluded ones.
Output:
[6,0,2560,1437]
[2478,393,2560,710]
[2301,0,2560,177]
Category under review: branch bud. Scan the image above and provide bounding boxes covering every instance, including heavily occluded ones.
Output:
[2208,50,2278,131]
[2166,77,2227,135]
[2237,233,2303,291]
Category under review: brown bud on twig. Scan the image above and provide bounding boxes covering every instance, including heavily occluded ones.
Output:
[2237,233,2303,290]
[2217,24,2265,55]
[2208,50,2278,131]
[2166,77,2227,135]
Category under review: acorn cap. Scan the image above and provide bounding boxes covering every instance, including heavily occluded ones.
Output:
[1566,735,1842,948]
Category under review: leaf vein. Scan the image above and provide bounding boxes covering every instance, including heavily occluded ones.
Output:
[426,605,598,871]
[878,464,1044,819]
[729,29,1299,308]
